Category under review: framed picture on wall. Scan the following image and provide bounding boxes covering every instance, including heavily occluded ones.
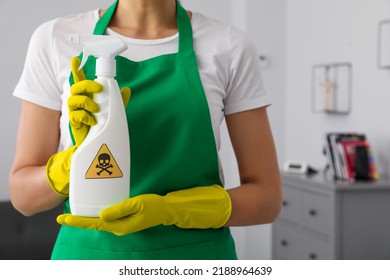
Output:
[378,19,390,69]
[312,63,352,115]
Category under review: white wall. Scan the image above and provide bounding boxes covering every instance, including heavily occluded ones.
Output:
[285,0,390,175]
[182,0,232,23]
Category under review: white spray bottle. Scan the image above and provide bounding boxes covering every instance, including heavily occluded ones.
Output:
[68,34,130,217]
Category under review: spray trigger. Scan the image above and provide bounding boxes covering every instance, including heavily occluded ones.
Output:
[79,46,92,71]
[69,34,128,77]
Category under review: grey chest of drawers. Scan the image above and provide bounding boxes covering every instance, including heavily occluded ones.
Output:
[272,172,390,259]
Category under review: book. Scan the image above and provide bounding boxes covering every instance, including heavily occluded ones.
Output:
[365,142,380,180]
[323,132,378,181]
[338,139,367,180]
[324,133,337,179]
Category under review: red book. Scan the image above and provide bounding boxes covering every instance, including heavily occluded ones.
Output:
[338,140,367,180]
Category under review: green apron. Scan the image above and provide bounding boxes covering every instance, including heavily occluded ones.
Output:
[51,0,237,260]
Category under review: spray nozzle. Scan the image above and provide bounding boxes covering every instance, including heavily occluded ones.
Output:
[69,34,128,72]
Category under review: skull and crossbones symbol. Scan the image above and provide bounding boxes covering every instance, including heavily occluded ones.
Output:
[96,153,113,176]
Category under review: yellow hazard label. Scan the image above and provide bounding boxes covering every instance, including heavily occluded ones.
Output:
[85,144,123,179]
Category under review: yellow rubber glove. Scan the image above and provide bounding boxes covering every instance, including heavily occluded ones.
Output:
[46,57,131,196]
[57,185,232,235]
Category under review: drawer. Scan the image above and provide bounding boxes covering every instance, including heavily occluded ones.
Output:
[300,191,332,235]
[298,232,333,260]
[273,222,333,260]
[279,186,299,223]
[273,222,302,259]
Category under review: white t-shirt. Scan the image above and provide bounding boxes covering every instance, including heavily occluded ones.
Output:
[14,9,270,157]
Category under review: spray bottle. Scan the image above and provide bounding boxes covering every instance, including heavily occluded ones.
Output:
[68,34,130,217]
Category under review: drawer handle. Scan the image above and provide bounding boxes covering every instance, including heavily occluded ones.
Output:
[282,200,288,207]
[309,253,317,260]
[280,240,288,247]
[309,209,317,216]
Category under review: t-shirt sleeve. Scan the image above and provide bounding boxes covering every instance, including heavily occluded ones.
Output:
[13,21,62,111]
[224,26,270,115]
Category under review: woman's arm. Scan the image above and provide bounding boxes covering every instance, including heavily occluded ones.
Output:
[225,106,282,226]
[9,101,65,216]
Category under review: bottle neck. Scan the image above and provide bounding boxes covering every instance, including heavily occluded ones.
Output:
[96,57,116,79]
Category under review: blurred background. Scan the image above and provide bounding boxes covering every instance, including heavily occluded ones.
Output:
[1,0,390,259]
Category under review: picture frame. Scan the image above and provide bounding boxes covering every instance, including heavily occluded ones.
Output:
[378,19,390,69]
[312,63,352,115]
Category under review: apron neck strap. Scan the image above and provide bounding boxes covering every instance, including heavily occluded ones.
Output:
[93,0,118,35]
[93,0,193,53]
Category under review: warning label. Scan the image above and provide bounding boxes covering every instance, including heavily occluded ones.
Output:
[85,144,123,179]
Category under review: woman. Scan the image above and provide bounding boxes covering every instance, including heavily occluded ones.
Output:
[9,0,282,259]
